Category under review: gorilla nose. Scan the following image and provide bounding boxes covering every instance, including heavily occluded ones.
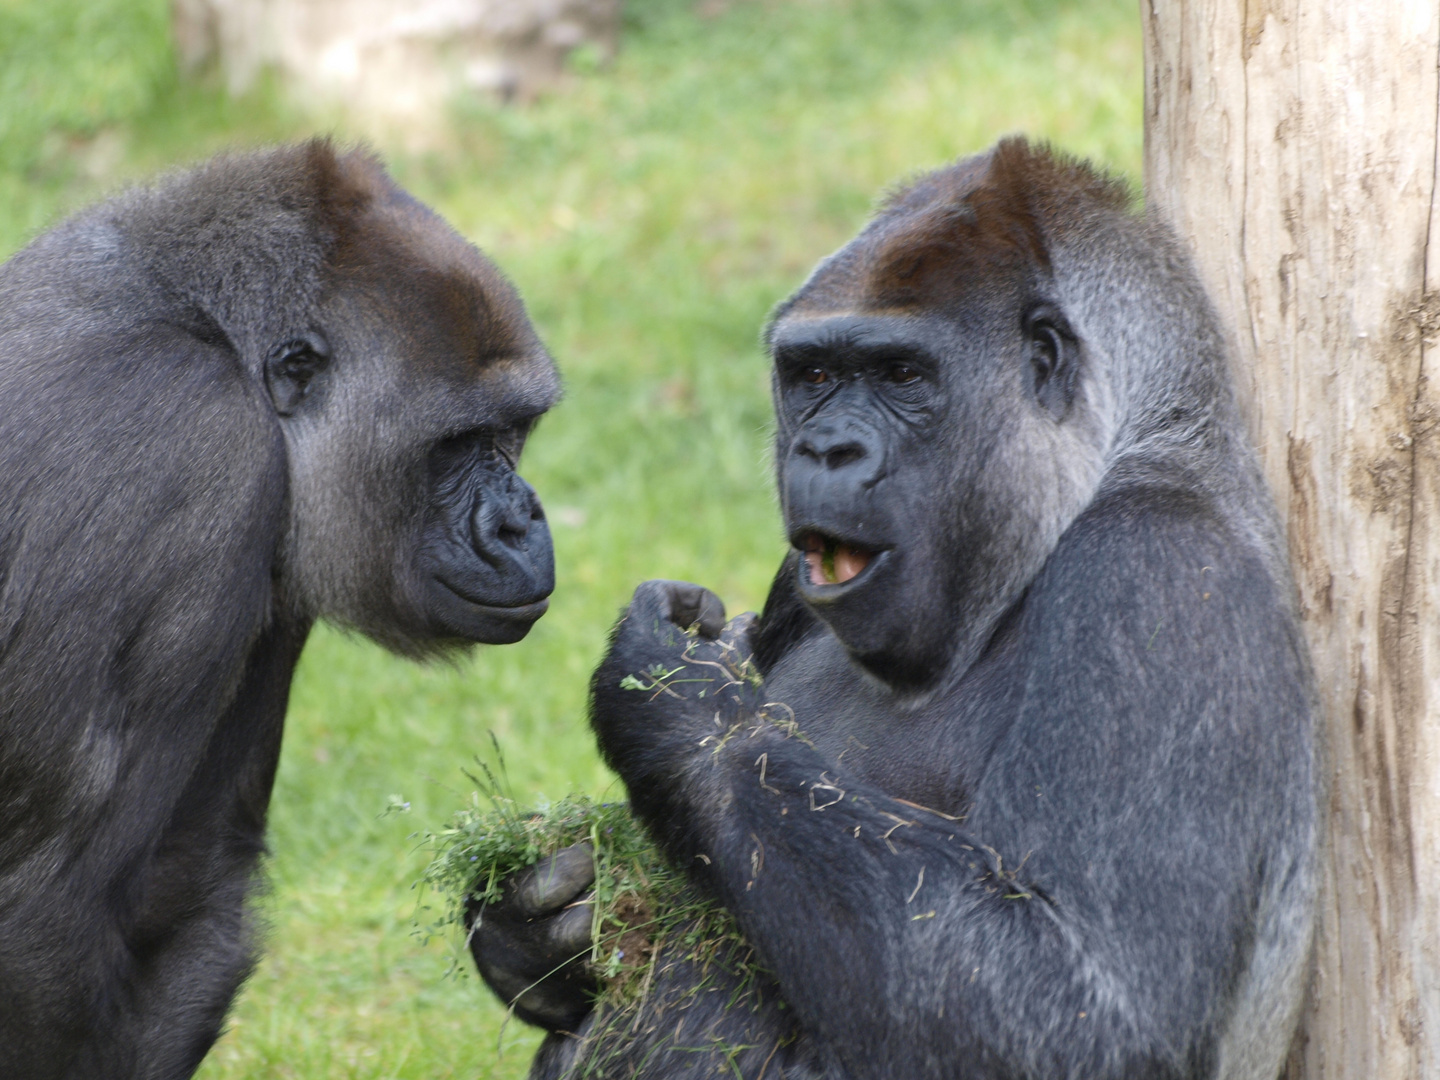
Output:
[791,419,884,483]
[797,436,867,470]
[471,473,545,564]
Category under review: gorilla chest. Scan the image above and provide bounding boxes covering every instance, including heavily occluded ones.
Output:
[761,632,1001,814]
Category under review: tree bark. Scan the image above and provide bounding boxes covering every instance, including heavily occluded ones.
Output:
[1143,2,1440,1076]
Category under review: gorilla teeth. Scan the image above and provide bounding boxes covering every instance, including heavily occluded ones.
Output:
[803,534,872,586]
[832,544,871,583]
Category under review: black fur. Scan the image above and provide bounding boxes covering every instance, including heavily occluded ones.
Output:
[0,141,560,1079]
[484,139,1319,1080]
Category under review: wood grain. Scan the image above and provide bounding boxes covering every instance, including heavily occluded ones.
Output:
[1143,1,1440,1075]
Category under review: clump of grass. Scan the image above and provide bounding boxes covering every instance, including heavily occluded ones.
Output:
[419,755,765,1021]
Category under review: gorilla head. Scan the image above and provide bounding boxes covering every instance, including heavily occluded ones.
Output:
[766,144,1209,689]
[107,144,561,653]
[252,153,560,650]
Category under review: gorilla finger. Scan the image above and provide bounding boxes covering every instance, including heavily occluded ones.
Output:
[514,843,596,916]
[628,580,726,638]
[664,581,727,638]
[691,588,728,639]
[546,897,597,957]
[720,611,759,652]
[627,579,683,626]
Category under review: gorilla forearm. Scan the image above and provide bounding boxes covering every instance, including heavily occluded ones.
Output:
[588,499,1306,1079]
[612,719,1209,1080]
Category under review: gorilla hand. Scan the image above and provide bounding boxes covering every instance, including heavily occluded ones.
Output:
[467,843,599,1031]
[590,580,761,837]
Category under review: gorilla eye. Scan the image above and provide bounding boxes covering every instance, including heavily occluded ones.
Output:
[277,350,319,385]
[802,367,829,384]
[887,363,921,384]
[490,422,533,467]
[264,334,331,417]
[1032,326,1061,378]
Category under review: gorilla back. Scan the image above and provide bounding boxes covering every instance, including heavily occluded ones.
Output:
[0,142,559,1078]
[558,140,1319,1079]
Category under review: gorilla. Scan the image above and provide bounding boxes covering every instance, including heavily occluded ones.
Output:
[471,139,1318,1080]
[0,141,559,1079]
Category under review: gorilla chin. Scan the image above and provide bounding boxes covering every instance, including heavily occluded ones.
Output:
[790,536,946,688]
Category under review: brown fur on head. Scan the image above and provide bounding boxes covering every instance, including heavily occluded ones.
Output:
[781,138,1132,317]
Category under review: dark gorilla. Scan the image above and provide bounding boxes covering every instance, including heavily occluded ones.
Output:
[472,139,1318,1080]
[0,141,559,1079]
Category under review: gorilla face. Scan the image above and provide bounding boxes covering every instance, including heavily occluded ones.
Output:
[769,192,1110,690]
[269,179,562,655]
[769,312,964,686]
[418,426,555,644]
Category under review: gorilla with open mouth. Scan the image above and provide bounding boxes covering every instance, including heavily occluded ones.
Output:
[472,138,1318,1080]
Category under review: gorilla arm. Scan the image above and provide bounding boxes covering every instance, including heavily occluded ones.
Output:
[464,585,728,1032]
[589,497,1315,1080]
[0,321,289,1075]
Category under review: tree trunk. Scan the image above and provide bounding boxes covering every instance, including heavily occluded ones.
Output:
[1143,2,1440,1076]
[170,0,620,117]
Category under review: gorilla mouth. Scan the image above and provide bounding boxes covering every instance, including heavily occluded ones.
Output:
[801,533,877,586]
[436,579,551,617]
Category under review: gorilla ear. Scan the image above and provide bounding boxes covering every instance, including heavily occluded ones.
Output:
[1022,304,1078,421]
[264,333,331,416]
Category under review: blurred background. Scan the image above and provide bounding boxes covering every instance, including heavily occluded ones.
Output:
[0,1,1140,1075]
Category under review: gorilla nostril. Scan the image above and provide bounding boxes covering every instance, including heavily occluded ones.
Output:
[488,500,532,548]
[823,444,866,470]
[470,475,550,561]
[796,437,868,470]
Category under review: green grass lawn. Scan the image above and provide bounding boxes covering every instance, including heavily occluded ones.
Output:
[0,1,1141,1074]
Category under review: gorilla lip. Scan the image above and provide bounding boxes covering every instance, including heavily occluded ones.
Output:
[433,578,551,621]
[801,532,876,586]
[471,597,550,620]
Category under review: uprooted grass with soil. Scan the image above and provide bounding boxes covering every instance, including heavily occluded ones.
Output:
[419,758,768,1040]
